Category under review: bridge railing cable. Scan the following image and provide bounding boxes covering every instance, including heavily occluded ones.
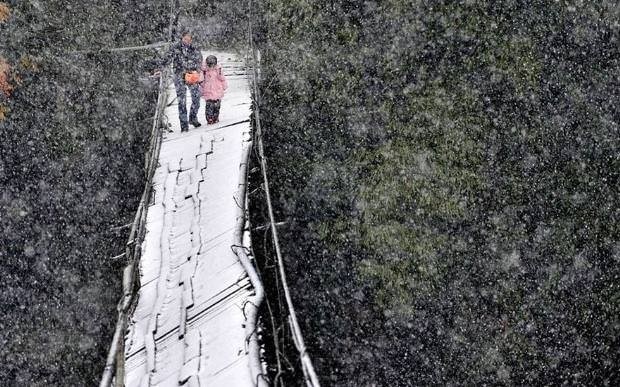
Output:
[99,2,177,386]
[246,1,321,385]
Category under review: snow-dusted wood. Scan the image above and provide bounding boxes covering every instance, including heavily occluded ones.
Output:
[123,52,263,387]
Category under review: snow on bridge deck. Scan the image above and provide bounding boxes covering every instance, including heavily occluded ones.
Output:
[123,52,258,387]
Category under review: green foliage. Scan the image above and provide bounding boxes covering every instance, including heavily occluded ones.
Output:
[254,0,620,384]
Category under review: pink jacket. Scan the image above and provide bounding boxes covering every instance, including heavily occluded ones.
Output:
[201,64,227,100]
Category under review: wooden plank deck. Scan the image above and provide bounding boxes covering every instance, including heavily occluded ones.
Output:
[123,52,258,387]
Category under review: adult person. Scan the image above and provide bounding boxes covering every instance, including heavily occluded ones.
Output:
[157,29,203,132]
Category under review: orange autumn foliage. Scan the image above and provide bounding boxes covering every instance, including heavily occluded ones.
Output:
[0,3,9,23]
[0,58,12,97]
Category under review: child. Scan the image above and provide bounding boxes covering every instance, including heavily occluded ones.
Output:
[200,55,228,124]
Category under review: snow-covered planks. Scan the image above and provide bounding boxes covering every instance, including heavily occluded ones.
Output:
[123,52,260,387]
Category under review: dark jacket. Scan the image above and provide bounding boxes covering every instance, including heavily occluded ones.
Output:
[162,42,202,76]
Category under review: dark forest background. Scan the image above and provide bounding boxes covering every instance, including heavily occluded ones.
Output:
[1,0,618,386]
[251,0,619,385]
[0,1,169,385]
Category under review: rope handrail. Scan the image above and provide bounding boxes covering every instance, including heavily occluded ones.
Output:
[231,131,269,387]
[99,3,177,386]
[69,41,169,55]
[246,1,321,385]
[99,66,169,387]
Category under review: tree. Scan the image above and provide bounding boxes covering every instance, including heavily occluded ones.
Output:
[252,0,620,384]
[0,1,169,384]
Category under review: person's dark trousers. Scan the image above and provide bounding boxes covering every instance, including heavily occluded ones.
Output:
[205,99,221,123]
[173,75,201,131]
